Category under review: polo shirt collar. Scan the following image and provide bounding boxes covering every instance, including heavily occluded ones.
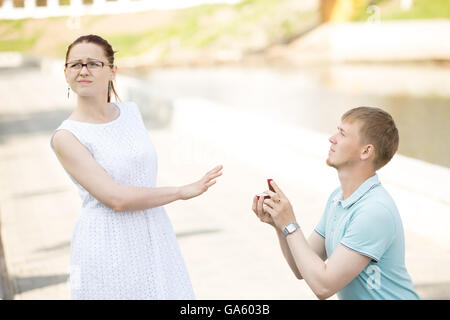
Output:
[333,174,381,209]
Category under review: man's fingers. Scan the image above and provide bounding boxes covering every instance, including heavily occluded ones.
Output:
[253,196,274,224]
[252,196,258,212]
[257,195,265,216]
[253,196,264,221]
[263,199,275,208]
[264,190,282,203]
[269,180,286,198]
[263,204,275,216]
[264,190,276,197]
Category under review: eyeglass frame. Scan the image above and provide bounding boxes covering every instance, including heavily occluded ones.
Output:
[64,60,114,72]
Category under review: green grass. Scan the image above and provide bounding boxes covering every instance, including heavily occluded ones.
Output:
[0,0,319,58]
[0,37,37,51]
[0,18,42,52]
[352,0,450,21]
[106,0,318,58]
[0,18,27,39]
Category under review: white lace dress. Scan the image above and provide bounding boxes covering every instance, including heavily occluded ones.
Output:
[50,101,195,300]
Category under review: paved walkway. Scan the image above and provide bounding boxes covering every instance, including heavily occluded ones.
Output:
[1,66,449,300]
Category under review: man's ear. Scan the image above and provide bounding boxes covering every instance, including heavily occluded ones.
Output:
[361,144,375,161]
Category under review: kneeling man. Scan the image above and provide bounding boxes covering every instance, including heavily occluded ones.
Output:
[253,106,420,300]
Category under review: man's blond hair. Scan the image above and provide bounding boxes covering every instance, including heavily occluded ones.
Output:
[342,107,399,170]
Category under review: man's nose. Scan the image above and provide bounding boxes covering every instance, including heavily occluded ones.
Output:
[329,135,337,144]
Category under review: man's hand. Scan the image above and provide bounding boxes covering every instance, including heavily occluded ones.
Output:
[252,194,276,227]
[262,180,297,230]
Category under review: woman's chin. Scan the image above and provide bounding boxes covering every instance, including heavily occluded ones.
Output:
[74,90,102,98]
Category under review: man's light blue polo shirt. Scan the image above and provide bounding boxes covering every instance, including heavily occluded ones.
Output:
[315,174,420,300]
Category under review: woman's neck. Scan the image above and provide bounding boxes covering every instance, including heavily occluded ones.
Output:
[75,95,115,122]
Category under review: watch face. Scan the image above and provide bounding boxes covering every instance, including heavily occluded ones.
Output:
[283,223,299,237]
[285,223,299,233]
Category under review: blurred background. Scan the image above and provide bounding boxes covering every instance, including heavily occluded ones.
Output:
[0,0,449,300]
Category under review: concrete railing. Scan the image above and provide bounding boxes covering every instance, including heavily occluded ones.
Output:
[0,0,241,20]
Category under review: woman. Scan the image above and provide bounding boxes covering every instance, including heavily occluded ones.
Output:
[50,34,223,299]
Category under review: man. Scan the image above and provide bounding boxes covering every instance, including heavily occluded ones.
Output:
[253,107,420,300]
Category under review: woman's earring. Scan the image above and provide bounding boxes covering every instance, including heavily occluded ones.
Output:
[67,87,70,99]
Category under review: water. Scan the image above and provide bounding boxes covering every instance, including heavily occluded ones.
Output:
[122,64,450,169]
[1,62,447,168]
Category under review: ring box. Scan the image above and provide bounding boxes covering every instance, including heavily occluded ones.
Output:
[267,179,275,192]
[256,178,275,200]
[256,192,270,200]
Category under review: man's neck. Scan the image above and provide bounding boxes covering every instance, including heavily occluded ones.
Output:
[337,167,376,201]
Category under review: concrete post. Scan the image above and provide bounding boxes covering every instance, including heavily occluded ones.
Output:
[0,213,14,300]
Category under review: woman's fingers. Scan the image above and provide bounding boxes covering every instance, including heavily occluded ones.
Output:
[210,172,223,179]
[207,165,223,175]
[204,166,223,182]
[205,180,216,188]
[203,174,221,186]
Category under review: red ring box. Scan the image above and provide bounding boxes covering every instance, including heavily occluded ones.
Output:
[267,179,275,192]
[256,178,275,200]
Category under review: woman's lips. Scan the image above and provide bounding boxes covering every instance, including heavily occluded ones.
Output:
[78,80,92,84]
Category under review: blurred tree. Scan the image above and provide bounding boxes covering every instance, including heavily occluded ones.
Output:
[13,0,25,8]
[321,0,365,22]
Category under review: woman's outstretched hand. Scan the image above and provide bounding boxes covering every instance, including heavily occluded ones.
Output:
[179,165,223,200]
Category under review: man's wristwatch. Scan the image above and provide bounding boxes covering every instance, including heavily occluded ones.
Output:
[282,222,300,237]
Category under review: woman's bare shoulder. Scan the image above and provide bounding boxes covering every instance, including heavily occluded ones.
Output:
[52,129,84,155]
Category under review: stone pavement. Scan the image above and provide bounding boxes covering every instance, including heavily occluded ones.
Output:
[0,66,449,300]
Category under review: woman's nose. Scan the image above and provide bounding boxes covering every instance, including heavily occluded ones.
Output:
[79,65,90,75]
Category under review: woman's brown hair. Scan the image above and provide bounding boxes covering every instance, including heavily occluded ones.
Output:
[65,34,120,103]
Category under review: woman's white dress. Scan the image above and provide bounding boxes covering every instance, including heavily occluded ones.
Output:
[50,101,195,299]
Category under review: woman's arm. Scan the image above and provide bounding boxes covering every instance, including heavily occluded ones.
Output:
[117,165,222,211]
[115,185,182,211]
[52,129,222,212]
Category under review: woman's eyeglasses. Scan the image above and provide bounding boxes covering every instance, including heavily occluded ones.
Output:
[65,60,113,72]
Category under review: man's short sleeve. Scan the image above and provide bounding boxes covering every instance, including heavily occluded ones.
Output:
[340,202,396,262]
[314,211,327,239]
